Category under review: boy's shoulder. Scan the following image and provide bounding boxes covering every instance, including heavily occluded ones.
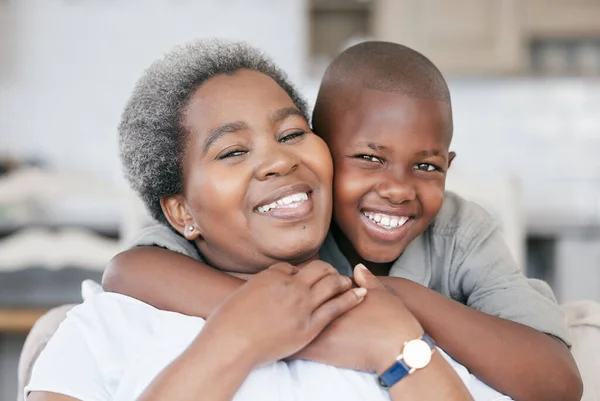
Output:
[391,192,501,286]
[428,191,498,241]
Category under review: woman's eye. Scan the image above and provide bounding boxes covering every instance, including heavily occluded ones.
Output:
[356,154,382,163]
[414,163,439,172]
[280,130,306,142]
[217,149,247,160]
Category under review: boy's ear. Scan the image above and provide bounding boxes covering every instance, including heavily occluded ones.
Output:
[160,196,201,240]
[447,151,456,169]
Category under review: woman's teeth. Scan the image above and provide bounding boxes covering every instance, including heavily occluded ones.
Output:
[257,192,309,213]
[363,212,409,229]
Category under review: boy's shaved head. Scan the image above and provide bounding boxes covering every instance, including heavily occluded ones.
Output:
[313,41,451,133]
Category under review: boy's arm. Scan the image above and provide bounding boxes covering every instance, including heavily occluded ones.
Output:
[379,219,582,401]
[103,246,244,318]
[380,276,581,401]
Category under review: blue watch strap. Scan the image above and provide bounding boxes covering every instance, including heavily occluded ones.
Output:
[378,334,436,389]
[422,333,435,349]
[378,359,410,388]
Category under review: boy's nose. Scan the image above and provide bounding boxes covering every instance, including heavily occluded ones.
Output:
[374,177,416,205]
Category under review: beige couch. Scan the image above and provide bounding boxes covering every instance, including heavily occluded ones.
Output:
[563,301,600,401]
[17,301,600,401]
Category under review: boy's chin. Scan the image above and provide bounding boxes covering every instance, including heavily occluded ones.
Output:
[357,242,406,264]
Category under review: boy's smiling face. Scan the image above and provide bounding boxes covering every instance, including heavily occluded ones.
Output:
[323,89,455,264]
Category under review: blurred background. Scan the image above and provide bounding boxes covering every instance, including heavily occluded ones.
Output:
[1,0,599,399]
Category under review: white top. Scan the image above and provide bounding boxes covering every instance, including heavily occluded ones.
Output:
[26,292,511,401]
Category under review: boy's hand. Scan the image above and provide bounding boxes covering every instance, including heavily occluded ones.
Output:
[291,265,423,374]
[200,261,367,367]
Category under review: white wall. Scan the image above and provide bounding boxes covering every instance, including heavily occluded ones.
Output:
[449,79,600,232]
[0,0,308,182]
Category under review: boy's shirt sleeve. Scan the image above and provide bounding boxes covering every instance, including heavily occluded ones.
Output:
[449,201,570,346]
[127,224,203,261]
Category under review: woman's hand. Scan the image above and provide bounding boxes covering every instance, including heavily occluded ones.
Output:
[291,265,473,401]
[200,261,367,367]
[291,265,424,374]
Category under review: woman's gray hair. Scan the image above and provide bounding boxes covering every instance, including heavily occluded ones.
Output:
[119,39,309,224]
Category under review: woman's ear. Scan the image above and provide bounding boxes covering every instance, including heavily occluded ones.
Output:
[160,196,201,240]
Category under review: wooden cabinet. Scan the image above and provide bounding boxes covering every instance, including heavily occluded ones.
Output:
[371,0,600,75]
[523,0,600,37]
[373,0,523,74]
[310,0,372,59]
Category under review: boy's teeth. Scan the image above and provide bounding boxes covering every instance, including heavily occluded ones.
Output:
[257,192,309,213]
[363,212,409,229]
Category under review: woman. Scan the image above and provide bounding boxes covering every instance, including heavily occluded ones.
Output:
[27,40,484,401]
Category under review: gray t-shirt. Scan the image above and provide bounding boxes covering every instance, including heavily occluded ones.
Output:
[130,191,569,345]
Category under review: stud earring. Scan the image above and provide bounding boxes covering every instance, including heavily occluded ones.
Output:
[187,226,195,233]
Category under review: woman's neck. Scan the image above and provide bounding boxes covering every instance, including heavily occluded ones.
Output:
[331,222,393,277]
[195,238,321,277]
[223,253,321,281]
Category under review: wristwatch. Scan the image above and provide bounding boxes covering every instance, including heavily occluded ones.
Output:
[378,333,436,388]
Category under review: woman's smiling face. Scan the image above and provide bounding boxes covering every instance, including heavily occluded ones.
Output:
[163,69,333,273]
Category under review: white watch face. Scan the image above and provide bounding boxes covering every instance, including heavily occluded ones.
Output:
[403,339,432,369]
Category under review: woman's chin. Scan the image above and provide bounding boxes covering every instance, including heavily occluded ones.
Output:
[269,242,322,266]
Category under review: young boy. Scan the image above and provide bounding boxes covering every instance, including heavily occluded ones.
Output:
[104,42,581,400]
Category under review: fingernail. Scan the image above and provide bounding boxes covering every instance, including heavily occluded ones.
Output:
[353,287,367,298]
[356,263,368,271]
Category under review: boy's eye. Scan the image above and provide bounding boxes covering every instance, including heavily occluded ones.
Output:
[280,130,306,143]
[217,149,247,160]
[355,154,382,163]
[414,163,440,172]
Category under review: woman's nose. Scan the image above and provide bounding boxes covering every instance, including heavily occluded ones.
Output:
[254,146,300,180]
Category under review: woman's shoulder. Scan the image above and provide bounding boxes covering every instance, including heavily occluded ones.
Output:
[48,292,206,376]
[71,292,205,338]
[43,292,207,375]
[26,293,207,400]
